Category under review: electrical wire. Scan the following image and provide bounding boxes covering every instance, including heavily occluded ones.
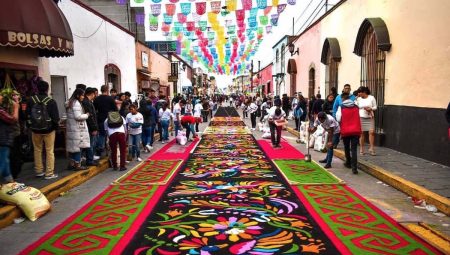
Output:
[73,20,104,39]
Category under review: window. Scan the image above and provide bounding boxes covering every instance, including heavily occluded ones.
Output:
[281,44,285,72]
[324,50,338,97]
[308,68,315,99]
[275,49,279,63]
[361,26,386,133]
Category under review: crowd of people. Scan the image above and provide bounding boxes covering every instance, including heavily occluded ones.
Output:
[229,84,378,174]
[0,80,224,183]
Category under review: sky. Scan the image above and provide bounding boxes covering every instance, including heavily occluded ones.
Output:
[212,0,340,89]
[137,0,341,89]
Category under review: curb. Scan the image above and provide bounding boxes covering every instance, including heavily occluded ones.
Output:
[286,127,450,216]
[0,158,110,229]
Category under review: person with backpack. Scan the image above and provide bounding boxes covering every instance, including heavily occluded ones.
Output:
[309,112,340,169]
[27,80,60,179]
[336,92,361,174]
[105,111,127,171]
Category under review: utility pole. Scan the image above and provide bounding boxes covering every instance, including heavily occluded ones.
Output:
[325,0,328,12]
[258,60,261,95]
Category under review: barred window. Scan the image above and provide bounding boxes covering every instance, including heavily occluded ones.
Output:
[361,26,386,133]
[308,68,315,99]
[324,50,338,97]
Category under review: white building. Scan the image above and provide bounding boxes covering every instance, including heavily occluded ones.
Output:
[48,0,137,115]
[271,35,296,97]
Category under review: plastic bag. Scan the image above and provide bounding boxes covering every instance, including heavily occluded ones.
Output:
[0,182,51,221]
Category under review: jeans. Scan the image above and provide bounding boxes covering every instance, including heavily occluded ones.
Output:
[128,134,142,158]
[109,132,127,168]
[202,110,209,122]
[0,146,13,182]
[86,133,98,164]
[97,132,107,156]
[323,133,340,165]
[269,122,282,146]
[157,122,163,141]
[174,121,181,137]
[32,131,55,176]
[183,123,195,139]
[161,119,170,140]
[250,112,257,128]
[69,152,81,163]
[343,136,359,170]
[142,126,155,147]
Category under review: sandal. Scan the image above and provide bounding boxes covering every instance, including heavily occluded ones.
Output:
[369,149,376,156]
[360,151,365,155]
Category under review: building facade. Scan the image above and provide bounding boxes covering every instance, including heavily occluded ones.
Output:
[289,0,450,166]
[272,35,296,97]
[48,0,137,114]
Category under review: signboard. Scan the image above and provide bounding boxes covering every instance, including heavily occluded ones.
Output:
[141,51,148,68]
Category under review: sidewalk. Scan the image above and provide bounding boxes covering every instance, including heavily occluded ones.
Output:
[282,117,450,215]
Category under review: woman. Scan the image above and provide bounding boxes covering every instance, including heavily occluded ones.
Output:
[322,94,335,115]
[356,86,377,155]
[193,100,203,133]
[247,98,258,131]
[0,91,19,183]
[66,88,90,170]
[159,102,171,143]
[126,104,144,162]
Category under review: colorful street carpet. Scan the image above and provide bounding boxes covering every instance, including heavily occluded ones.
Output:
[274,159,343,185]
[258,140,306,159]
[149,138,199,160]
[20,107,443,255]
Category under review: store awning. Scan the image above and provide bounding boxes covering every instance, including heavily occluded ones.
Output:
[0,0,74,57]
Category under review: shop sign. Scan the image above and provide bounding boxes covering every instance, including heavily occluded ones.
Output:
[2,31,74,52]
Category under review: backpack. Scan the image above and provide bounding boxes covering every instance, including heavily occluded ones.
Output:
[340,106,361,137]
[29,96,52,131]
[107,111,123,128]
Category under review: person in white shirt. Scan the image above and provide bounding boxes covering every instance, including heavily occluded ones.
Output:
[260,98,268,122]
[159,102,171,143]
[173,99,185,138]
[104,113,127,171]
[247,99,258,130]
[193,100,203,133]
[267,106,286,147]
[355,86,377,155]
[309,112,340,168]
[126,104,144,162]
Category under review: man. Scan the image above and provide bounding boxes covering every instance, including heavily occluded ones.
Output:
[94,85,117,157]
[173,99,185,138]
[139,98,158,151]
[309,112,340,169]
[27,80,60,179]
[312,94,324,119]
[267,104,286,148]
[281,94,290,118]
[149,89,158,106]
[82,88,99,166]
[332,84,356,118]
[155,95,166,142]
[336,92,361,174]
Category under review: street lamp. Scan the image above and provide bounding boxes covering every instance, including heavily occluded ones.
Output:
[288,42,299,56]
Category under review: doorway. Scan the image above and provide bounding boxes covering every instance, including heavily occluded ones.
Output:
[308,67,315,98]
[50,76,67,118]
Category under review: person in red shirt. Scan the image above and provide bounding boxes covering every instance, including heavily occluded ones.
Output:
[336,92,361,174]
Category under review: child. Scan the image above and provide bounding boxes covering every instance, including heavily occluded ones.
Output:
[126,104,144,162]
[105,111,127,171]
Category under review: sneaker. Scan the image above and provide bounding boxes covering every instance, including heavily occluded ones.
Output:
[352,168,358,174]
[145,145,153,151]
[137,157,142,162]
[319,159,327,163]
[323,164,332,169]
[44,174,58,180]
[119,167,127,171]
[161,141,165,144]
[93,156,100,160]
[125,160,130,164]
[35,173,45,177]
[344,163,351,168]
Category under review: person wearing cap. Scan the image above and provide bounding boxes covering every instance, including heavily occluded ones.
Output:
[309,111,340,168]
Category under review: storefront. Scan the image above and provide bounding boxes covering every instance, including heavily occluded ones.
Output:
[0,0,73,96]
[0,0,74,153]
